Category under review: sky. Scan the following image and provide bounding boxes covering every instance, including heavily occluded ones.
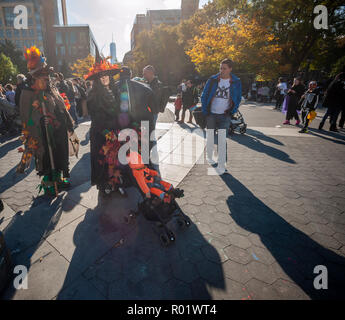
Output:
[65,0,211,61]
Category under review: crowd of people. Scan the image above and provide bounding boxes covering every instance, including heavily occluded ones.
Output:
[272,74,345,133]
[0,72,90,137]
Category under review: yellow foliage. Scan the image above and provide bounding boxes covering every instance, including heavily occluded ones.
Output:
[70,54,95,78]
[186,15,283,79]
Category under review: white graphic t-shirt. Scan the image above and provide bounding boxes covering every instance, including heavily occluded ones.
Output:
[211,78,231,114]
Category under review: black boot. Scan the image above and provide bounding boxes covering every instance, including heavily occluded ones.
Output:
[172,188,184,198]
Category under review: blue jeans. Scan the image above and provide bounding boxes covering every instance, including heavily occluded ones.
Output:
[206,113,231,167]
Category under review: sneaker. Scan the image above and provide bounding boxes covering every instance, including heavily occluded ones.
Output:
[299,128,308,133]
[283,120,290,125]
[207,157,216,165]
[216,167,229,175]
[296,120,300,125]
[318,124,324,130]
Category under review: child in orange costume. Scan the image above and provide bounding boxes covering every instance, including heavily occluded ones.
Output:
[127,151,183,203]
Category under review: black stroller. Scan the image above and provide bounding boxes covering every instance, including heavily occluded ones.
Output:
[228,110,247,135]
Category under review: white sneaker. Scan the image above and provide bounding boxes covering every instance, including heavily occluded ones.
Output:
[207,157,216,165]
[216,166,229,175]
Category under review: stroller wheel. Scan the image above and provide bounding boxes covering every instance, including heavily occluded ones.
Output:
[160,234,170,247]
[124,211,136,224]
[166,230,176,242]
[185,219,191,227]
[240,124,247,134]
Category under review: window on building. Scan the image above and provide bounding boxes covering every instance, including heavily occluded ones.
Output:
[15,40,22,49]
[0,18,3,27]
[70,31,76,44]
[28,18,33,27]
[0,30,4,38]
[29,29,35,37]
[5,29,12,38]
[60,46,66,56]
[22,29,27,37]
[80,32,87,43]
[56,31,62,44]
[14,29,20,38]
[3,7,15,27]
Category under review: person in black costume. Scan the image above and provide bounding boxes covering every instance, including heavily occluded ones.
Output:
[85,51,125,198]
[283,77,305,125]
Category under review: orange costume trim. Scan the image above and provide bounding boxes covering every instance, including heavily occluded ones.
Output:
[127,151,172,202]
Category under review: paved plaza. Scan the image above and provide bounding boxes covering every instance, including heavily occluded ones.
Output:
[1,102,345,300]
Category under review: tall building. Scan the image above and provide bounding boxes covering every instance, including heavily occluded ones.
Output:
[0,0,59,53]
[0,0,98,75]
[53,25,97,72]
[181,0,199,20]
[130,0,199,50]
[110,34,117,63]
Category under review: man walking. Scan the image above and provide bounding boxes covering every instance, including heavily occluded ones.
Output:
[181,80,198,124]
[143,65,164,130]
[201,58,242,174]
[274,77,287,110]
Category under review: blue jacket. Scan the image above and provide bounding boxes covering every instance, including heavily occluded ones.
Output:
[201,73,242,115]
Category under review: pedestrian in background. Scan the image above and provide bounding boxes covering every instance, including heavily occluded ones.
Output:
[181,79,198,124]
[174,93,182,122]
[5,84,15,106]
[319,72,345,132]
[274,77,287,110]
[299,81,320,133]
[15,74,26,108]
[282,77,305,125]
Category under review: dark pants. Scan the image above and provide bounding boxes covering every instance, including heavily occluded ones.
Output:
[338,109,345,128]
[320,108,331,127]
[302,109,312,130]
[181,105,193,123]
[330,105,342,130]
[275,94,284,109]
[175,108,181,121]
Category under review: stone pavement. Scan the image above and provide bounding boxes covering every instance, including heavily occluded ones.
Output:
[1,102,345,300]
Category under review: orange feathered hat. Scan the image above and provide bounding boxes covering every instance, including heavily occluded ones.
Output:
[23,46,53,77]
[84,44,120,80]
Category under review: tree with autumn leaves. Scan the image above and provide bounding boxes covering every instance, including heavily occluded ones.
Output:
[70,54,95,78]
[129,0,344,82]
[186,15,282,80]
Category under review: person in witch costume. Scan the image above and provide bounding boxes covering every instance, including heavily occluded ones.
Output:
[85,50,128,198]
[17,46,78,196]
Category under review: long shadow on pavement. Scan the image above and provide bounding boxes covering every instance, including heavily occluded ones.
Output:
[307,128,345,145]
[1,195,65,299]
[231,133,296,164]
[0,163,34,195]
[0,137,22,159]
[222,174,345,299]
[56,188,225,300]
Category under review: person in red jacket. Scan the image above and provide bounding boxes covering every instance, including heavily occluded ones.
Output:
[127,151,183,203]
